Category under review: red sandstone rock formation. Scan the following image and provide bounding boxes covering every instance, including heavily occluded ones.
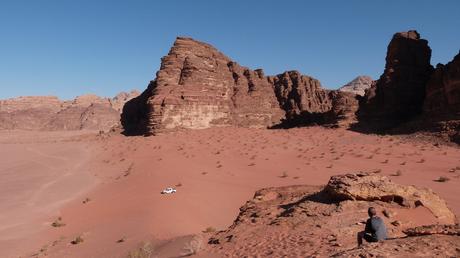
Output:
[324,172,456,223]
[206,173,457,257]
[44,103,120,131]
[0,96,63,130]
[339,76,373,96]
[122,37,354,135]
[326,90,359,126]
[110,90,140,113]
[122,37,286,135]
[0,92,137,131]
[424,51,460,118]
[270,71,331,122]
[357,30,434,129]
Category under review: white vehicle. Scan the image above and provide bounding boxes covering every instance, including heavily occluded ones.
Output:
[161,187,177,194]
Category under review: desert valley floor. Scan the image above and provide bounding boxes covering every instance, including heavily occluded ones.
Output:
[1,127,460,257]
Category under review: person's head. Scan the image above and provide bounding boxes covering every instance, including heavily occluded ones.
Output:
[368,207,377,218]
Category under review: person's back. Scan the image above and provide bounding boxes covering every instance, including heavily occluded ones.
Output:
[366,216,387,241]
[358,207,388,245]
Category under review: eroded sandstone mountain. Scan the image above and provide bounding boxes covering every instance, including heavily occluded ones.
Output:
[122,37,285,135]
[357,30,434,129]
[122,37,358,135]
[0,91,139,131]
[339,75,373,96]
[205,173,458,257]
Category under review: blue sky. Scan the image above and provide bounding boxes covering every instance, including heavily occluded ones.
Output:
[1,1,459,100]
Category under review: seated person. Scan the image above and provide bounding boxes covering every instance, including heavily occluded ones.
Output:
[358,207,388,245]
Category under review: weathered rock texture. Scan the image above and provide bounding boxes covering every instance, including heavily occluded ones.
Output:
[324,172,456,224]
[357,30,434,128]
[44,104,120,131]
[0,91,138,131]
[0,96,63,130]
[122,37,358,135]
[403,224,460,236]
[271,71,331,119]
[122,37,285,135]
[325,90,360,126]
[110,90,141,113]
[424,51,460,118]
[339,76,373,96]
[205,173,457,257]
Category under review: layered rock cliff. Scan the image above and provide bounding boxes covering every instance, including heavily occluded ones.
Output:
[122,37,285,135]
[122,37,357,135]
[0,91,139,131]
[357,30,434,129]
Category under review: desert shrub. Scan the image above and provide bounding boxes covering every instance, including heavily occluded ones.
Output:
[435,176,450,182]
[392,170,402,176]
[71,236,84,245]
[51,217,65,227]
[202,226,216,233]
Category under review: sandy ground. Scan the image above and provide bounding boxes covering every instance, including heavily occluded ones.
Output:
[0,127,459,257]
[0,130,98,257]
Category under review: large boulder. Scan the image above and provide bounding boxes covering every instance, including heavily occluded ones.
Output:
[324,172,456,224]
[357,30,434,129]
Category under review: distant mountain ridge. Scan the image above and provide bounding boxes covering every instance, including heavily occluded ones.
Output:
[338,76,373,96]
[0,90,139,131]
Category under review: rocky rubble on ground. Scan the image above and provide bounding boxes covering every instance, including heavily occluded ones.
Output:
[205,173,458,257]
[122,37,359,135]
[0,91,139,131]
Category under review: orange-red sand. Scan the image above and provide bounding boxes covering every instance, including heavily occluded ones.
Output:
[1,127,459,257]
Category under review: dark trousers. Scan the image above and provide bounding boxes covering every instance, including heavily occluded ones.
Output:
[357,231,378,245]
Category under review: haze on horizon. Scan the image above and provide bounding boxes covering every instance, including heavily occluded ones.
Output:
[1,0,459,100]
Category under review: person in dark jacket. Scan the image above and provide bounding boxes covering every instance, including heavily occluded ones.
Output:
[358,207,388,245]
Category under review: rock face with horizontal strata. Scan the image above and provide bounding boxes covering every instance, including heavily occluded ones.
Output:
[0,92,138,131]
[122,37,355,135]
[122,37,287,135]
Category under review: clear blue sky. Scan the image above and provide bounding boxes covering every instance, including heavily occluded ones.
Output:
[1,1,459,100]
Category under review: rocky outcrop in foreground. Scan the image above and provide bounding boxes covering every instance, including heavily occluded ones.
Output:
[205,172,457,257]
[122,37,358,135]
[339,76,373,96]
[0,91,139,131]
[357,30,434,129]
[324,172,455,223]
